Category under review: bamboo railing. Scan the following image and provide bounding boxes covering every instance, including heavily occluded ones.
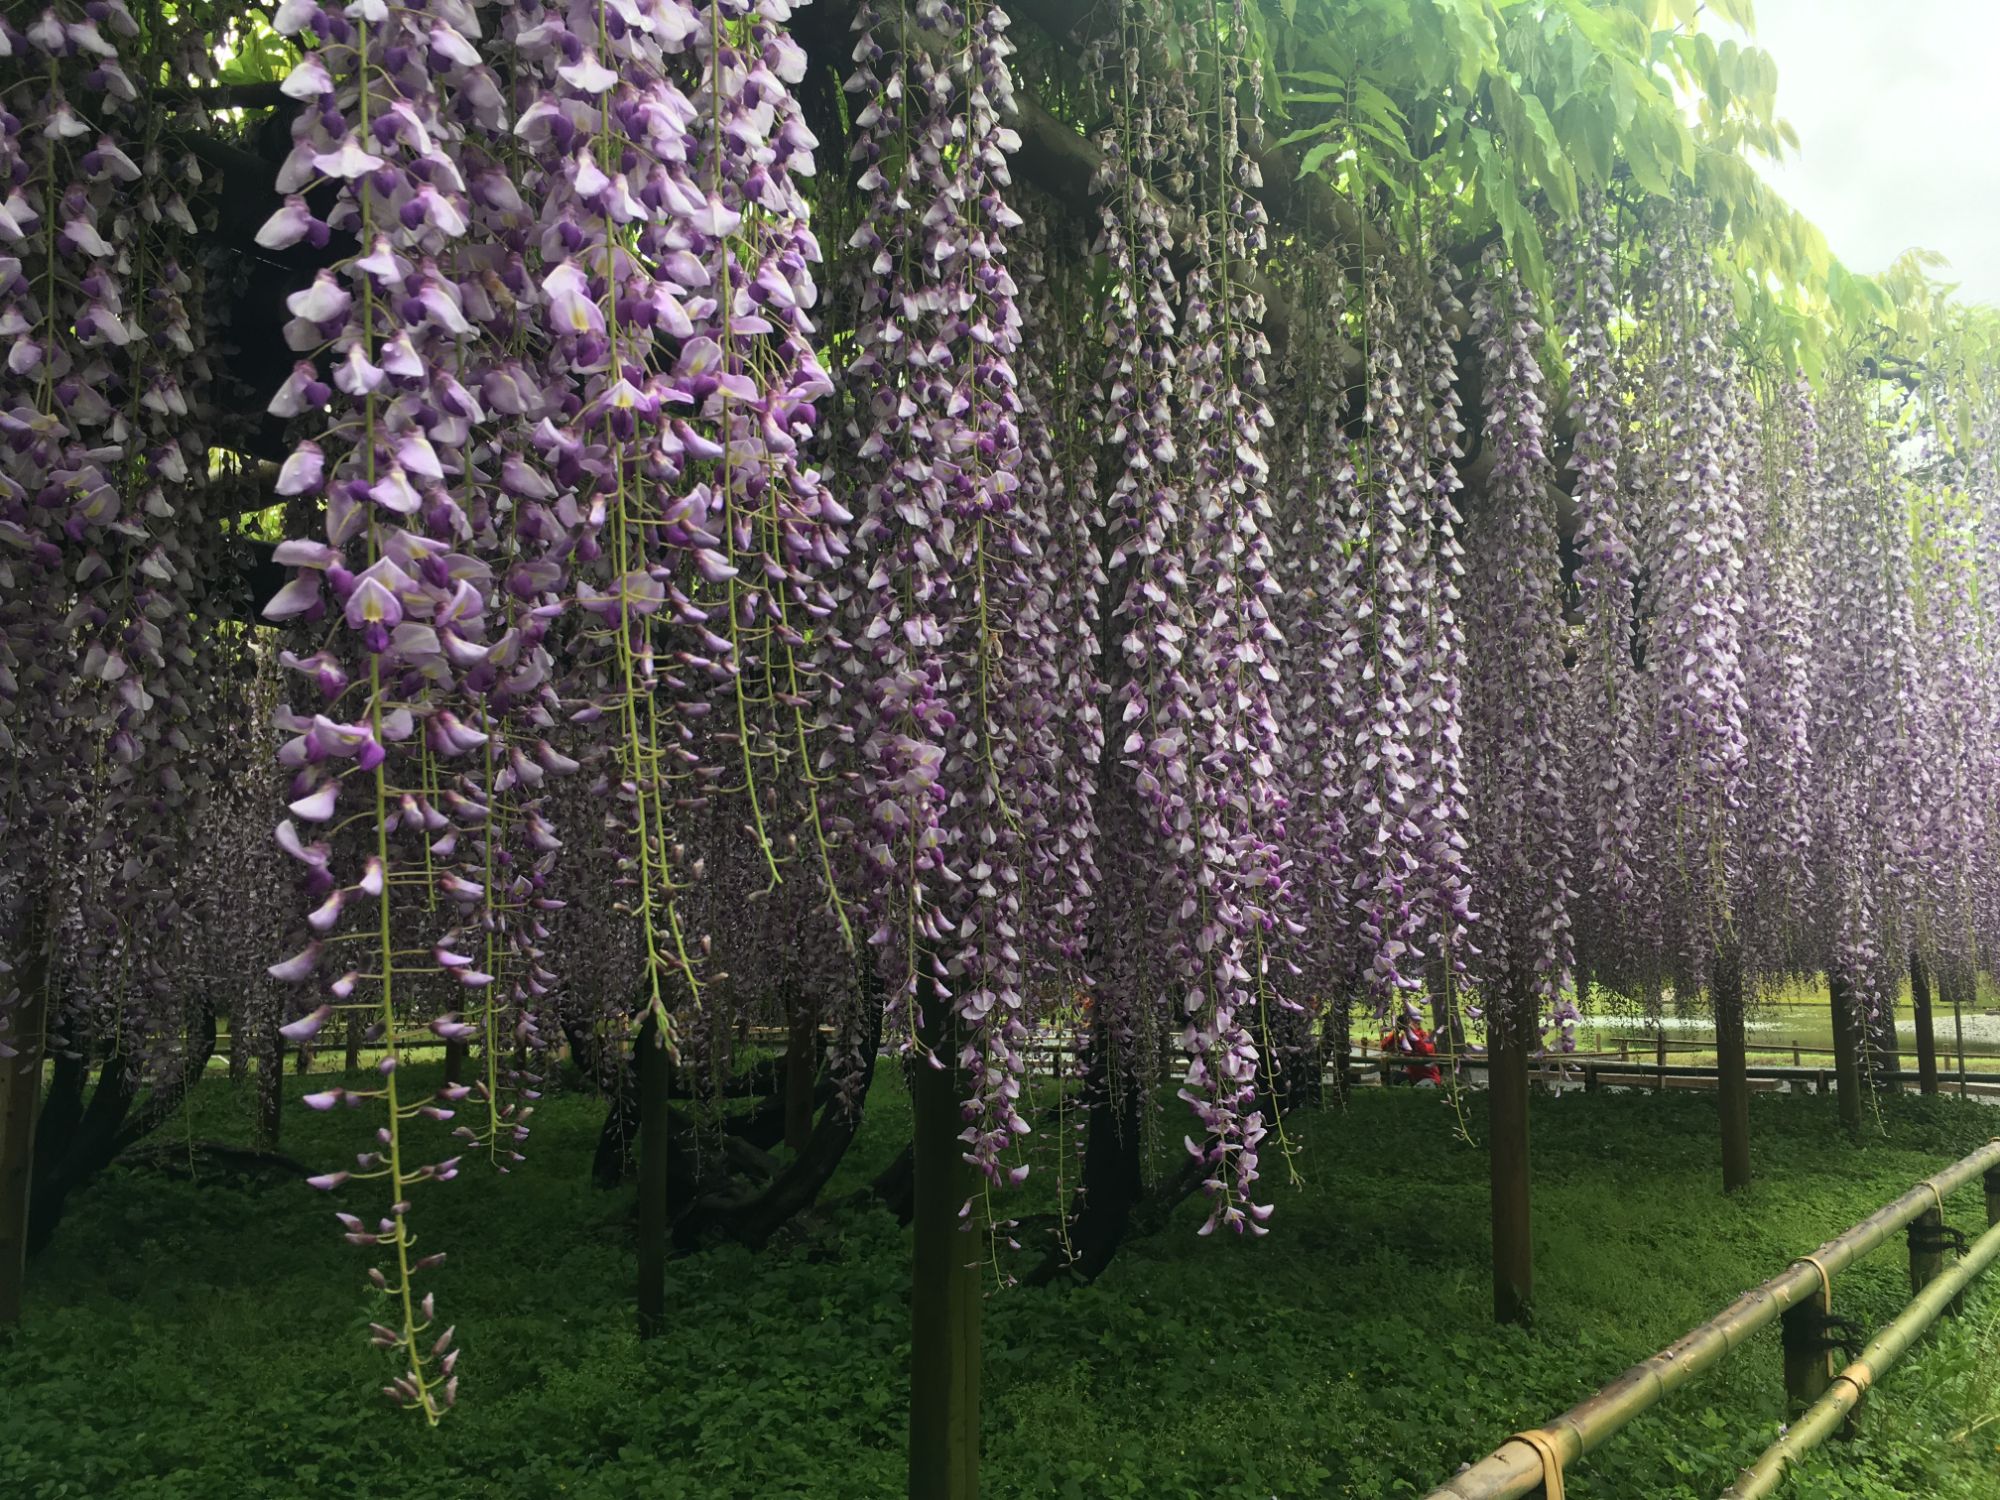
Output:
[1720,1211,2000,1497]
[1422,1140,2000,1499]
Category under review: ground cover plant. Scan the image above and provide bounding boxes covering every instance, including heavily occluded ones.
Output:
[8,1071,2000,1499]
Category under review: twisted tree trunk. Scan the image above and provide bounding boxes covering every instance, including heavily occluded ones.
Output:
[26,999,219,1259]
[675,990,882,1252]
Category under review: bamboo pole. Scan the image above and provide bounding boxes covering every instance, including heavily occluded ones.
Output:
[1422,1140,2000,1499]
[1721,1215,2000,1499]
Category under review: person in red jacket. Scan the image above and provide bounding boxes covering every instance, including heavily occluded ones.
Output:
[1379,1017,1443,1087]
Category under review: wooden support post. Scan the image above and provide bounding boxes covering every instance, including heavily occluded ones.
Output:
[1584,1063,1600,1095]
[1715,941,1751,1193]
[635,1011,671,1340]
[1780,1281,1834,1421]
[1655,1031,1667,1093]
[343,1012,362,1077]
[444,1039,468,1087]
[910,993,979,1499]
[783,987,816,1155]
[1489,1008,1533,1327]
[1792,1042,1802,1068]
[1327,996,1353,1104]
[1908,1207,1945,1298]
[1828,968,1863,1140]
[1984,1167,2000,1230]
[0,901,52,1329]
[1949,962,1969,1098]
[1910,951,1938,1097]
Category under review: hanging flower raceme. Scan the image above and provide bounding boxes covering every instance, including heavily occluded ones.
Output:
[842,0,1043,1193]
[1941,407,2000,970]
[1080,7,1282,1236]
[504,0,707,1063]
[1401,259,1476,1006]
[1011,229,1104,1000]
[1735,378,1818,975]
[1464,253,1573,1046]
[1340,273,1433,1019]
[0,0,228,1092]
[1269,259,1361,1047]
[1162,2,1287,1231]
[1635,209,1750,980]
[1560,197,1647,992]
[1082,42,1193,1111]
[677,0,853,992]
[259,0,527,1421]
[0,2,146,873]
[1808,387,1928,1036]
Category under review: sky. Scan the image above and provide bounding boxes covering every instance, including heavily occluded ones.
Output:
[1732,0,2000,306]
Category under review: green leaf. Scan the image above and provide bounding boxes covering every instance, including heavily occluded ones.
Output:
[1298,139,1345,177]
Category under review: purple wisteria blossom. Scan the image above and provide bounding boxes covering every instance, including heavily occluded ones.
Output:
[1465,254,1572,1046]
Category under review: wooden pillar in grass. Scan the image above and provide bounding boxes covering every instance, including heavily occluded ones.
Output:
[909,986,979,1498]
[783,985,817,1155]
[1828,966,1864,1139]
[0,898,52,1328]
[1909,949,1938,1096]
[1714,938,1751,1192]
[636,1007,672,1339]
[1948,958,1970,1095]
[1488,983,1533,1327]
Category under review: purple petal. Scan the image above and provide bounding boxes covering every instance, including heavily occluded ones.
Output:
[279,1002,333,1041]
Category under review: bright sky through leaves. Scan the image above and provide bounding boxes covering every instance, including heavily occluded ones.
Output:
[1738,0,2000,307]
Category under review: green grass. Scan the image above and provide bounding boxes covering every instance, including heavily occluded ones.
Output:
[6,1065,2000,1498]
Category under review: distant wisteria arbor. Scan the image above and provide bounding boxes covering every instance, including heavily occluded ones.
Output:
[7,0,2000,1494]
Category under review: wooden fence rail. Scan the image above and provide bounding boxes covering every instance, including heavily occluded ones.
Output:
[218,1027,2000,1102]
